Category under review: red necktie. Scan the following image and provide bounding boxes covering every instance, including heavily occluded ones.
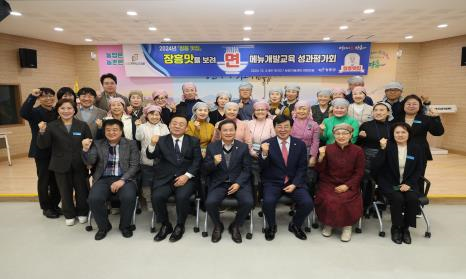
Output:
[281,140,288,183]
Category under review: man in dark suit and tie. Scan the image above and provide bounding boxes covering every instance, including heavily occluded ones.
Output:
[203,119,254,243]
[83,119,140,240]
[147,115,202,242]
[259,115,313,241]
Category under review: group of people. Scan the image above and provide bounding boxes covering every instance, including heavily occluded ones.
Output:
[21,73,444,245]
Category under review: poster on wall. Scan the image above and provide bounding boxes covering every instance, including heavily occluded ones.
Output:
[123,42,371,77]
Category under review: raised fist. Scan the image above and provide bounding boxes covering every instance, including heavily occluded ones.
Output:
[150,135,160,145]
[261,142,270,156]
[32,89,41,97]
[95,119,103,128]
[82,138,93,151]
[214,154,222,165]
[38,121,47,133]
[379,138,388,149]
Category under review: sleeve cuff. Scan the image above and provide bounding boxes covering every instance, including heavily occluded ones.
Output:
[185,172,194,179]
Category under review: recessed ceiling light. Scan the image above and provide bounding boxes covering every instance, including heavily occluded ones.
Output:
[323,37,331,41]
[437,23,448,28]
[54,27,64,32]
[10,11,22,16]
[163,38,171,42]
[243,37,251,41]
[126,11,138,16]
[339,25,348,30]
[148,26,157,31]
[84,38,93,42]
[244,10,255,15]
[243,26,252,31]
[363,9,375,14]
[404,35,413,39]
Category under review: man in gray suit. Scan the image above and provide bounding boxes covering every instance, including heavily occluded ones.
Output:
[95,73,129,111]
[82,119,140,240]
[75,87,107,138]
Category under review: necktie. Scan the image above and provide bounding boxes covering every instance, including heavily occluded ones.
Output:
[281,140,289,184]
[175,139,182,163]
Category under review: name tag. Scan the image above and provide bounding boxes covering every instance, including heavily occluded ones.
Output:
[406,155,415,160]
[413,120,422,124]
[252,143,261,151]
[72,132,82,136]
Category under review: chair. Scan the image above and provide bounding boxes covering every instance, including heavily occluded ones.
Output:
[0,131,12,166]
[259,194,314,233]
[86,195,139,232]
[201,196,254,239]
[150,194,201,233]
[366,177,432,238]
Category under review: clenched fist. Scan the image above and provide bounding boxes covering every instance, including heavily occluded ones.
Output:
[379,138,388,150]
[359,131,367,138]
[319,123,326,131]
[38,121,47,133]
[134,119,142,126]
[261,142,270,156]
[32,89,41,97]
[194,121,201,130]
[150,135,160,145]
[95,119,103,128]
[126,105,133,115]
[214,154,222,165]
[82,138,93,151]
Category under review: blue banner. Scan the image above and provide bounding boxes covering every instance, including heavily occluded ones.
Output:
[139,42,371,77]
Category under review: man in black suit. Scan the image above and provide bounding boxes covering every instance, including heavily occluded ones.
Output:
[19,88,61,218]
[83,119,140,240]
[147,115,202,242]
[259,115,313,241]
[203,119,254,243]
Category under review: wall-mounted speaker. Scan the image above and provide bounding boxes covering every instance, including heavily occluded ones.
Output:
[19,48,37,68]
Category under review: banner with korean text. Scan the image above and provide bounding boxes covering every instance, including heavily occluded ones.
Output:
[123,42,371,77]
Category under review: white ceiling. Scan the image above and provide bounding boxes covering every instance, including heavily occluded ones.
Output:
[1,0,466,45]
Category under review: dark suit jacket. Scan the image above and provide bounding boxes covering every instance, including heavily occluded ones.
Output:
[19,94,58,159]
[37,118,92,173]
[75,106,108,138]
[393,113,444,161]
[146,134,201,187]
[372,141,424,194]
[259,136,308,188]
[202,140,252,191]
[82,137,140,182]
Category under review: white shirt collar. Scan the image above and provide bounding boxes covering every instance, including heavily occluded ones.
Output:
[277,136,290,145]
[172,135,184,142]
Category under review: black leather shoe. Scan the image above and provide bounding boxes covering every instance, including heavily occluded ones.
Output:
[391,226,403,244]
[265,225,277,241]
[95,224,112,241]
[402,228,412,244]
[54,207,63,216]
[211,223,224,243]
[121,228,133,238]
[169,224,185,242]
[43,209,59,219]
[228,224,242,243]
[154,223,173,242]
[288,223,307,240]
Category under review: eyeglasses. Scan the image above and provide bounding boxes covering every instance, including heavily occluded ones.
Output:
[255,109,267,112]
